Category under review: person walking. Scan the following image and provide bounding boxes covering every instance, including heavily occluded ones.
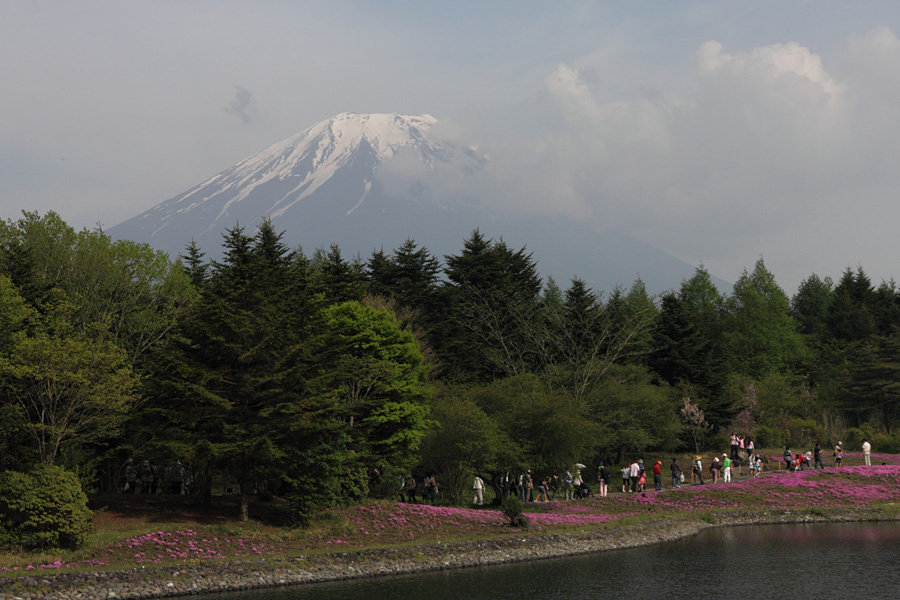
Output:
[784,446,793,471]
[424,473,438,504]
[140,460,154,494]
[473,474,484,505]
[525,470,535,502]
[814,443,825,469]
[834,442,843,467]
[722,454,732,483]
[405,475,417,503]
[671,458,682,489]
[124,459,137,493]
[653,461,662,491]
[598,464,610,497]
[621,464,630,493]
[710,458,720,484]
[692,455,704,485]
[862,439,872,466]
[629,460,641,493]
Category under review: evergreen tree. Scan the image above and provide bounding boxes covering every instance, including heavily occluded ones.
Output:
[438,231,542,381]
[721,258,806,379]
[791,274,833,338]
[541,276,564,311]
[312,244,366,303]
[169,224,303,520]
[180,240,209,288]
[827,267,876,342]
[649,267,729,427]
[842,331,900,430]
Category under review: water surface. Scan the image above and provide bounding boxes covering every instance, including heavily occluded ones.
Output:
[215,522,900,599]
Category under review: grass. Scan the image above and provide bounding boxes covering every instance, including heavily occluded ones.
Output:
[3,450,900,577]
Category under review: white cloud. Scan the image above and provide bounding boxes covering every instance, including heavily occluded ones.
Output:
[429,31,900,291]
[4,2,900,292]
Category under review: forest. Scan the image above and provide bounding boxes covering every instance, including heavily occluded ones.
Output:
[2,211,900,524]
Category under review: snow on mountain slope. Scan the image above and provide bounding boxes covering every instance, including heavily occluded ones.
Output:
[109,112,728,294]
[110,112,471,246]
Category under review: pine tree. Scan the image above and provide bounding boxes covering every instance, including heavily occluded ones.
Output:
[791,274,833,338]
[722,258,805,379]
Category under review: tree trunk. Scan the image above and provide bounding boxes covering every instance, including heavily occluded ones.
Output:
[239,459,251,522]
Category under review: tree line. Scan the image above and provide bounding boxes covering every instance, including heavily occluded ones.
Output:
[2,211,899,518]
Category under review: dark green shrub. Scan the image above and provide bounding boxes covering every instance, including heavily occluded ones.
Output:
[500,496,529,527]
[843,427,869,452]
[0,465,92,550]
[754,425,786,449]
[871,432,900,454]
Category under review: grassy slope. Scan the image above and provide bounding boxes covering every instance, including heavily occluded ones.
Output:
[2,450,898,576]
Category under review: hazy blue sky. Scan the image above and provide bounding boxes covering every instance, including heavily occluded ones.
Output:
[3,0,900,291]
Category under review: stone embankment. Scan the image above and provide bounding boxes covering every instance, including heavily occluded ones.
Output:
[2,507,896,600]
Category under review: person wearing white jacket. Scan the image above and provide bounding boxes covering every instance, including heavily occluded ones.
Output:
[473,475,485,505]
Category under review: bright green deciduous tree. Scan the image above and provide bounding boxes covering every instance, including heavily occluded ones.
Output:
[419,389,516,505]
[0,299,137,466]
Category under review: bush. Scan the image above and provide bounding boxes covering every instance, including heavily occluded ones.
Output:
[842,427,871,452]
[871,432,900,454]
[753,425,786,449]
[0,465,92,550]
[500,496,527,527]
[783,418,829,449]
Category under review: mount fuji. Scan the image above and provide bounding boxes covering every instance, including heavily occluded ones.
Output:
[109,112,727,295]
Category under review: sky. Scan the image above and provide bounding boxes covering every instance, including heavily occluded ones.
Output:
[3,0,900,293]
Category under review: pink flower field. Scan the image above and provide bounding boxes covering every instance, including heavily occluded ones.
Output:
[4,463,900,575]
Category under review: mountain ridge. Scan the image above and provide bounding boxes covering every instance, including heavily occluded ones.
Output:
[108,112,730,295]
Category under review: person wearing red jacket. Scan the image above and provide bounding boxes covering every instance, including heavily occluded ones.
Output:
[652,461,662,491]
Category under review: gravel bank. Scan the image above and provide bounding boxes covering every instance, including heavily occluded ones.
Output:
[3,507,897,600]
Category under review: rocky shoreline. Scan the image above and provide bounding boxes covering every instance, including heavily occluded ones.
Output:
[3,507,897,600]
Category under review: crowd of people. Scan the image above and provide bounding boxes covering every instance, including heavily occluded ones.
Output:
[446,438,877,506]
[121,458,191,495]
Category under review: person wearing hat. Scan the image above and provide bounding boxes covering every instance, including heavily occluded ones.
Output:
[652,460,663,491]
[692,455,704,485]
[722,453,732,483]
[834,441,843,466]
[524,470,534,502]
[710,457,720,484]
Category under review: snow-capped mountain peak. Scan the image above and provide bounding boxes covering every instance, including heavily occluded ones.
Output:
[108,111,719,295]
[177,112,443,224]
[112,112,465,247]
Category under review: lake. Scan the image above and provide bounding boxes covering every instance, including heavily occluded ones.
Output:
[212,522,900,599]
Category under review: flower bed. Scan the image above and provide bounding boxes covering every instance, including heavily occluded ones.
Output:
[5,464,900,577]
